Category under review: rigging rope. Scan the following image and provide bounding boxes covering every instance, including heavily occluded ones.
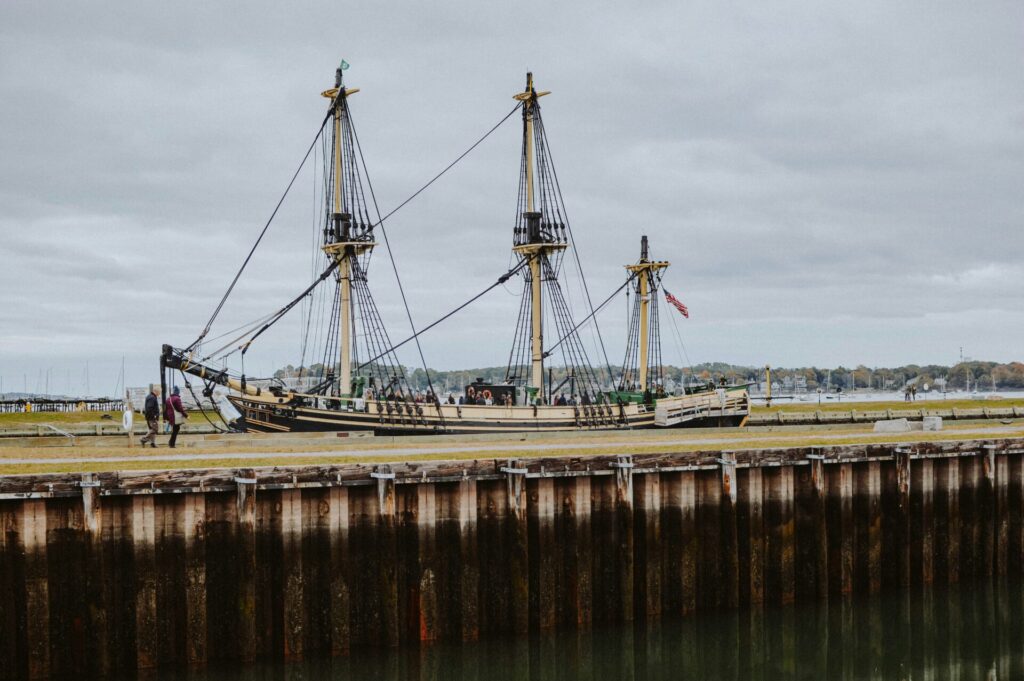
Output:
[349,113,442,408]
[241,260,341,355]
[539,122,616,387]
[545,271,638,360]
[191,103,520,377]
[371,104,521,228]
[179,371,229,433]
[358,258,531,371]
[188,111,333,352]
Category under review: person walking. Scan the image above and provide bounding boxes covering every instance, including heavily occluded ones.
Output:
[140,386,160,447]
[164,386,188,448]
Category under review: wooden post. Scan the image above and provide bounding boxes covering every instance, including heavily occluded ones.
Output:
[613,456,635,621]
[505,463,529,635]
[573,476,593,628]
[742,467,766,607]
[458,478,479,642]
[826,462,853,596]
[132,496,158,670]
[995,448,1009,578]
[939,458,961,585]
[765,466,795,605]
[855,461,882,595]
[719,452,739,610]
[81,473,100,537]
[328,486,351,654]
[373,467,400,646]
[779,466,796,605]
[183,495,206,666]
[415,484,437,642]
[22,500,50,680]
[301,488,332,654]
[0,506,16,681]
[235,471,257,661]
[281,488,304,659]
[634,470,663,617]
[529,477,556,629]
[676,471,699,616]
[911,458,935,586]
[79,472,111,675]
[554,477,575,633]
[797,454,827,602]
[959,455,980,581]
[1008,454,1023,577]
[978,444,997,578]
[885,447,912,590]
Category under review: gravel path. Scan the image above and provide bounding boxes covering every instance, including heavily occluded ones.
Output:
[2,425,1021,465]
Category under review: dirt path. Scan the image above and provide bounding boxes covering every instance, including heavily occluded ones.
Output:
[3,424,1022,466]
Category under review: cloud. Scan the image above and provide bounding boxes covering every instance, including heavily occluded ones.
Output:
[1,0,1022,392]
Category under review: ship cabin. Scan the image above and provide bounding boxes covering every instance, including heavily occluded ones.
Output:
[463,379,527,406]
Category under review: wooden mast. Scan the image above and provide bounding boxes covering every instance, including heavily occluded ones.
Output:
[625,236,669,392]
[512,73,557,400]
[321,66,366,398]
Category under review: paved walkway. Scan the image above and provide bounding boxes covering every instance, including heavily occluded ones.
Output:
[2,426,1021,466]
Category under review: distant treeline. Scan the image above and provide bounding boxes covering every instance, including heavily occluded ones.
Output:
[274,360,1024,392]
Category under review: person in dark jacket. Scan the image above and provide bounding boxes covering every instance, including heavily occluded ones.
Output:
[140,386,160,447]
[164,386,188,448]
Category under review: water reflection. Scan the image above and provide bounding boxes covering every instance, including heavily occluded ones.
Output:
[168,582,1023,681]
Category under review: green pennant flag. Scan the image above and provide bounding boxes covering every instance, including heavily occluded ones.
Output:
[340,60,350,71]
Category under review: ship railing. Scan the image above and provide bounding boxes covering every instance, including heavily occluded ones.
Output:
[655,391,750,426]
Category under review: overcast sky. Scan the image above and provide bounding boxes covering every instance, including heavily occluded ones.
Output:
[2,0,1022,394]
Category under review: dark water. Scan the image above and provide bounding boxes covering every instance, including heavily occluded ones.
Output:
[162,583,1024,681]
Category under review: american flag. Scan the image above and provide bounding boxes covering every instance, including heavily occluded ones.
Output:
[664,289,689,318]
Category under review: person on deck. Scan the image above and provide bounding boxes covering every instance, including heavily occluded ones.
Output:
[140,386,160,448]
[164,386,188,449]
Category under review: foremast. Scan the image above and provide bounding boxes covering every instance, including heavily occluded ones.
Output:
[512,73,565,399]
[621,236,669,395]
[321,66,374,398]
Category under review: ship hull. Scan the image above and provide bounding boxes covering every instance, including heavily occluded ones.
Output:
[227,388,749,435]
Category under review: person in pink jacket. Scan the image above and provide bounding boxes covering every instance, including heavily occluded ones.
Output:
[164,386,188,448]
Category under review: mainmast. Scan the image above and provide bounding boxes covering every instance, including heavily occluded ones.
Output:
[625,236,669,393]
[512,73,564,398]
[321,65,373,397]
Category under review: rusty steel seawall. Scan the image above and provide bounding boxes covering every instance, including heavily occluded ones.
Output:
[1,438,1022,679]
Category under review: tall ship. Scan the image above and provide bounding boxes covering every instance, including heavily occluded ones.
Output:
[161,66,749,434]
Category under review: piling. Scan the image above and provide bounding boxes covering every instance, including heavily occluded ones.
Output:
[1,438,1023,677]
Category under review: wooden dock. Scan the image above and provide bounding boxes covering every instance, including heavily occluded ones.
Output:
[1,437,1022,678]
